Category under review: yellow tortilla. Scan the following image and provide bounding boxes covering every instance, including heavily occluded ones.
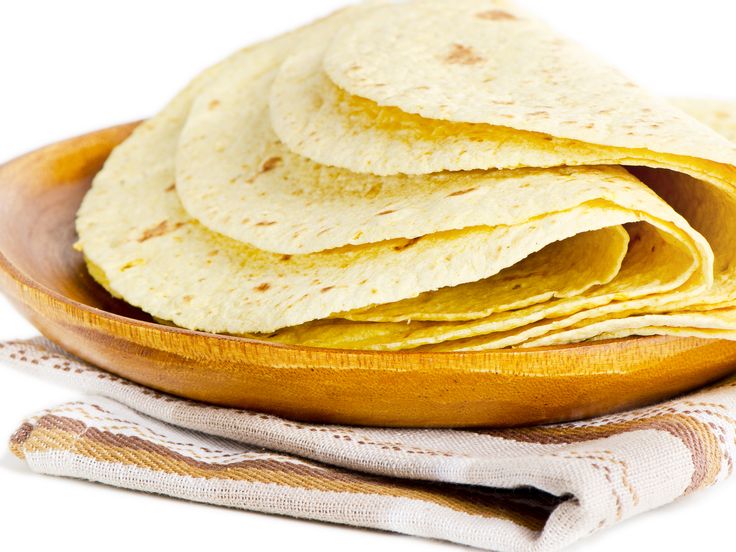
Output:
[77,0,736,350]
[78,9,663,335]
[341,227,628,322]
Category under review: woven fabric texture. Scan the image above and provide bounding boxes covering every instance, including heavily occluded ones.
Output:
[4,338,736,551]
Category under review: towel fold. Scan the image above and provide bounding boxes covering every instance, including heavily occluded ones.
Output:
[4,337,736,552]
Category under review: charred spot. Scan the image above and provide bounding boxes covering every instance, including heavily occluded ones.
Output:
[182,295,193,303]
[321,286,335,293]
[377,209,397,216]
[207,250,219,257]
[394,237,421,252]
[512,284,522,291]
[280,254,292,262]
[256,221,277,227]
[476,9,517,21]
[208,99,221,110]
[138,220,186,243]
[443,44,485,65]
[254,283,271,292]
[365,183,383,199]
[261,156,283,173]
[165,183,176,192]
[447,187,478,197]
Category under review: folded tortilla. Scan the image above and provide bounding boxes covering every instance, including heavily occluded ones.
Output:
[76,0,736,350]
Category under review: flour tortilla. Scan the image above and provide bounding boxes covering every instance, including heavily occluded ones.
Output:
[179,65,653,257]
[77,10,654,335]
[324,0,736,164]
[522,310,736,349]
[265,217,711,350]
[423,103,736,350]
[505,101,736,348]
[270,0,736,175]
[258,1,736,349]
[78,2,736,348]
[341,227,628,322]
[674,99,736,142]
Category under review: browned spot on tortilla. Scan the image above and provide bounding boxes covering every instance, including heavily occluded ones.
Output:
[365,183,383,199]
[280,255,292,262]
[476,9,517,21]
[321,286,335,293]
[182,295,193,303]
[254,283,271,292]
[207,250,219,257]
[377,209,397,216]
[256,221,277,227]
[165,183,176,192]
[138,220,186,243]
[208,99,221,110]
[448,187,477,197]
[261,156,283,173]
[394,237,421,252]
[529,111,549,118]
[443,44,485,65]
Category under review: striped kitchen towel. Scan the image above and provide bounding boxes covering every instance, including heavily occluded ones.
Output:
[4,337,736,552]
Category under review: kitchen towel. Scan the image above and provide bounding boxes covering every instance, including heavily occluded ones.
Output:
[4,337,736,551]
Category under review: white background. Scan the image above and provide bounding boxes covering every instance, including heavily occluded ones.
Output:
[1,1,736,550]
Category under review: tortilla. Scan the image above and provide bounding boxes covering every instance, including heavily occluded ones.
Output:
[674,99,736,142]
[178,65,656,257]
[341,227,629,322]
[77,0,736,350]
[272,55,736,178]
[77,9,655,335]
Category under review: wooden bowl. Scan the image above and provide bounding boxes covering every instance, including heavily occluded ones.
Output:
[2,123,736,428]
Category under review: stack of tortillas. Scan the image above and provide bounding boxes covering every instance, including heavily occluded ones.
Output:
[76,0,736,351]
